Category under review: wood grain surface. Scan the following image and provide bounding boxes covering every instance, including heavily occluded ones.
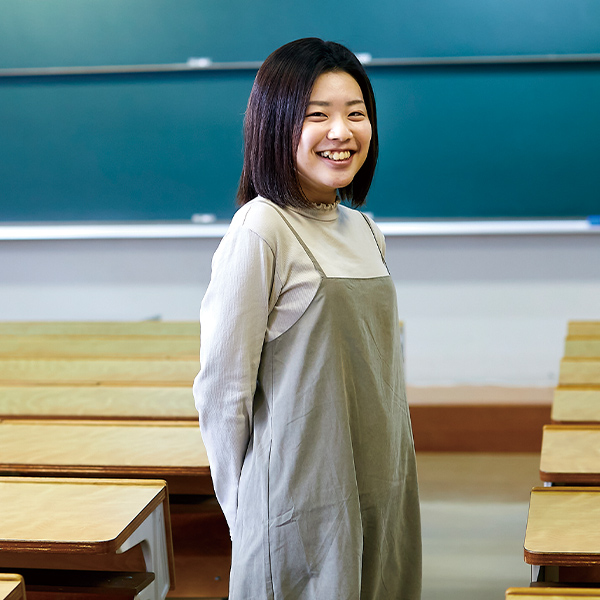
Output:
[0,358,199,386]
[0,477,166,551]
[0,420,209,487]
[0,335,199,359]
[552,387,600,423]
[0,322,199,336]
[0,386,198,420]
[540,425,600,483]
[559,359,600,386]
[525,487,600,566]
[568,322,600,337]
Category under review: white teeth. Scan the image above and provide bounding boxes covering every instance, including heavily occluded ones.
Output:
[320,150,351,161]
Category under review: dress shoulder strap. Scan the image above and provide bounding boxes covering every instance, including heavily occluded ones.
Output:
[359,212,390,274]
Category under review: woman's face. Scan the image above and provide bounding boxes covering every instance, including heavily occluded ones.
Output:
[296,71,372,204]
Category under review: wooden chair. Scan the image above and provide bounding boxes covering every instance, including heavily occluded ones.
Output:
[540,424,600,485]
[0,575,25,600]
[0,569,154,600]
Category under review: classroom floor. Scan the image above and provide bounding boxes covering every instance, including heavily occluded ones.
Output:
[185,452,541,600]
[418,452,540,600]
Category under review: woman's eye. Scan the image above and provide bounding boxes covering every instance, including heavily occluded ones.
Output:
[306,112,327,119]
[349,111,366,118]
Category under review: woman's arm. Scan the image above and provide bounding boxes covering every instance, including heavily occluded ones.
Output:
[193,225,277,531]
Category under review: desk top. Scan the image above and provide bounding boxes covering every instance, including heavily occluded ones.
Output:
[507,588,600,598]
[525,487,600,566]
[559,359,600,386]
[0,357,199,386]
[552,388,600,424]
[569,322,600,337]
[540,425,600,484]
[0,386,198,420]
[0,575,25,600]
[0,420,210,489]
[0,321,199,336]
[565,337,600,358]
[0,477,166,552]
[0,335,199,359]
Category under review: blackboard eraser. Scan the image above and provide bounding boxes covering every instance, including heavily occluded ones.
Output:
[192,213,217,224]
[588,215,600,226]
[187,57,212,68]
[355,52,372,64]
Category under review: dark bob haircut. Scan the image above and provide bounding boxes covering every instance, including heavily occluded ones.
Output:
[237,37,378,209]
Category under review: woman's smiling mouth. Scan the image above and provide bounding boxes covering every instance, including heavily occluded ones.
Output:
[317,150,354,162]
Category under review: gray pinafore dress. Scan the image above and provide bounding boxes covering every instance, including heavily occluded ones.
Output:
[230,206,422,599]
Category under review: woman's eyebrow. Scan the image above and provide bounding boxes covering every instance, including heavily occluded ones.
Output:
[307,99,366,107]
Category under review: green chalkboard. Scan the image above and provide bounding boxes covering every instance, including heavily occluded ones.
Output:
[1,0,600,221]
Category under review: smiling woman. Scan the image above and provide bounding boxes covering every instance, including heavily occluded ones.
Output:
[193,38,421,600]
[236,37,379,211]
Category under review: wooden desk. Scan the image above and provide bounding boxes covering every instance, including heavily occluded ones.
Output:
[0,336,199,359]
[540,425,600,484]
[0,575,25,600]
[0,358,199,386]
[0,386,198,420]
[569,322,600,337]
[0,421,229,599]
[0,322,199,337]
[0,420,211,494]
[525,487,600,583]
[559,359,600,386]
[507,588,600,598]
[0,477,174,600]
[565,337,600,358]
[552,388,600,424]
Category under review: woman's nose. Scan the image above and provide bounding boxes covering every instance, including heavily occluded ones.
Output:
[327,117,352,141]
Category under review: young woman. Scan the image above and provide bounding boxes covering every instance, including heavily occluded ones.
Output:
[194,38,422,599]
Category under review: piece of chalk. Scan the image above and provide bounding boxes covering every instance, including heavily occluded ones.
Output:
[192,213,217,224]
[588,215,600,225]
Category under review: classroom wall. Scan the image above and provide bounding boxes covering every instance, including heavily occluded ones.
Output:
[2,233,599,386]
